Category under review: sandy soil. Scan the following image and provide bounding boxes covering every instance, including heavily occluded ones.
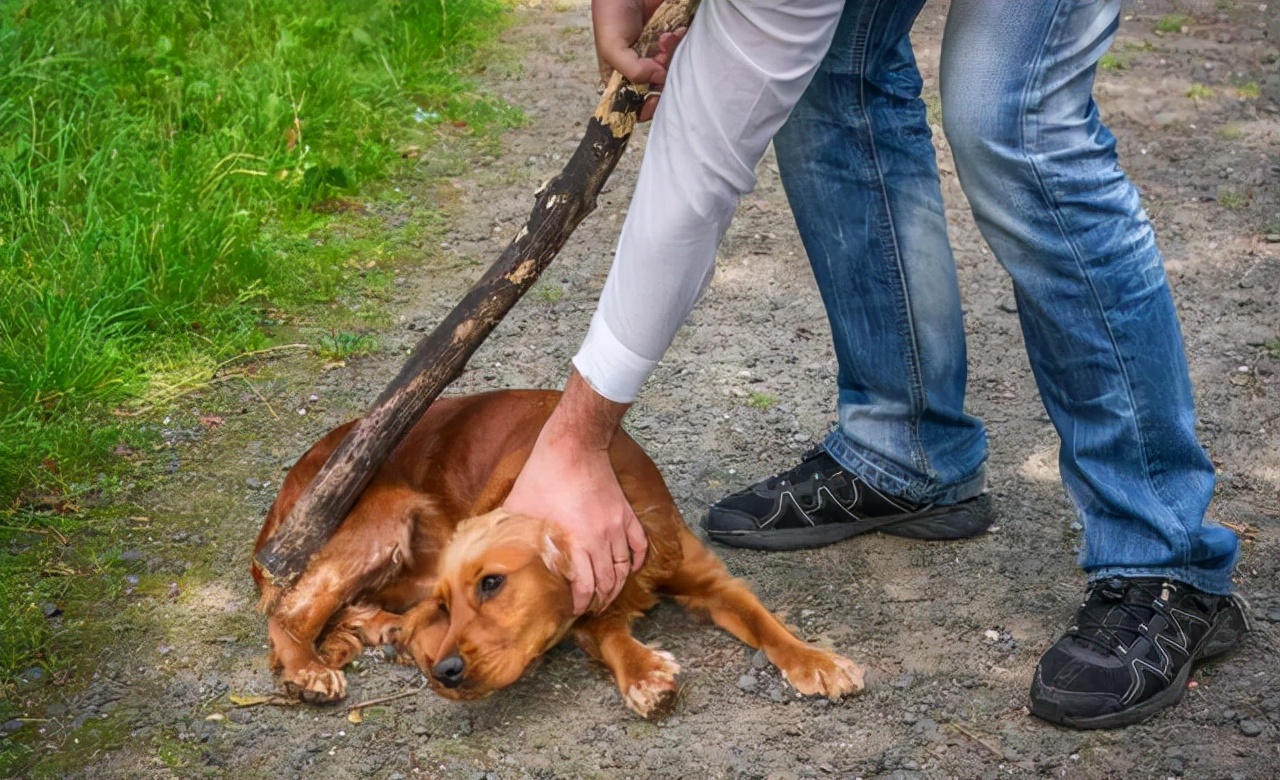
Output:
[8,1,1279,778]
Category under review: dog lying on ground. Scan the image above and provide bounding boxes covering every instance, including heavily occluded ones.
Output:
[252,390,863,717]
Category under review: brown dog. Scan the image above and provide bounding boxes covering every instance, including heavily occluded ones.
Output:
[253,390,863,717]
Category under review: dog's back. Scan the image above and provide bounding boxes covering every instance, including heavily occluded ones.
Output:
[252,390,570,589]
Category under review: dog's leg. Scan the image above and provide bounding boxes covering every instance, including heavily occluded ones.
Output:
[573,615,681,719]
[267,492,424,702]
[663,526,864,699]
[316,604,406,670]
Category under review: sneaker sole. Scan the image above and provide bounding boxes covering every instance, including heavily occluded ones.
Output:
[1029,598,1251,730]
[704,493,994,551]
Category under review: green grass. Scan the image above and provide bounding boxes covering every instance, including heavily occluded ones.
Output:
[0,0,519,716]
[1219,124,1246,140]
[747,391,778,410]
[1216,186,1248,209]
[0,0,519,507]
[1098,53,1127,71]
[314,329,380,362]
[1186,83,1214,101]
[1155,13,1193,33]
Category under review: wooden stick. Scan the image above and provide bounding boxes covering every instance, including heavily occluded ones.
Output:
[343,682,428,714]
[255,0,702,586]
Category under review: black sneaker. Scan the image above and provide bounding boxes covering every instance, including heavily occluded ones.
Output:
[1030,577,1251,730]
[702,447,993,550]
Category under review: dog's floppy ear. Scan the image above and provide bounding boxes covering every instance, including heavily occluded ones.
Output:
[539,521,572,581]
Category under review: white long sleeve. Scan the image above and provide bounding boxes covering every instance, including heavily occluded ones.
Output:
[573,0,844,403]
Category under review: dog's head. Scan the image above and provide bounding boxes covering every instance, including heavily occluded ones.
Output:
[399,509,575,699]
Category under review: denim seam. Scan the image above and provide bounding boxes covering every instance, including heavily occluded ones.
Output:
[825,430,986,505]
[1019,0,1193,558]
[852,0,931,481]
[1088,568,1232,597]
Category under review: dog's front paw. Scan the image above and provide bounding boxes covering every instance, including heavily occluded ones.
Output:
[317,630,363,670]
[283,661,348,703]
[779,648,864,699]
[623,650,682,719]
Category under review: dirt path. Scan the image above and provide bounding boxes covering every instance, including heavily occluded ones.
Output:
[15,1,1280,778]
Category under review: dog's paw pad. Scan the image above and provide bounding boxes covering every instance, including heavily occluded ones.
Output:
[283,663,348,703]
[624,651,682,719]
[780,649,864,699]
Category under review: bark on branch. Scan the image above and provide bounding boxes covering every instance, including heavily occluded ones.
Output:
[255,0,702,586]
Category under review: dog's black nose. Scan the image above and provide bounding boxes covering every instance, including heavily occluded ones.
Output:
[433,654,465,688]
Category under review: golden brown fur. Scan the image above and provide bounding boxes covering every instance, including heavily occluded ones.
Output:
[253,390,863,717]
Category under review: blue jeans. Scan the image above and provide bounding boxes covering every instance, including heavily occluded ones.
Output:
[774,0,1239,594]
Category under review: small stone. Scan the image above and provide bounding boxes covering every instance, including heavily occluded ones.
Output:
[1239,719,1264,737]
[2,719,23,734]
[1264,234,1280,243]
[245,477,263,490]
[891,672,915,689]
[40,602,62,619]
[120,549,143,562]
[18,667,45,688]
[750,649,769,670]
[768,687,788,704]
[412,725,429,736]
[737,674,758,692]
[228,709,252,725]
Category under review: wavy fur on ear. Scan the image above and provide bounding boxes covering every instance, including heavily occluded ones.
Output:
[538,521,572,581]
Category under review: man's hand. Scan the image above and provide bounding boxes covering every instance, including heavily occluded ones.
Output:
[592,0,686,121]
[504,371,648,615]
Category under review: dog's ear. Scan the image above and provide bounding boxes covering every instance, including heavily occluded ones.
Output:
[539,521,572,581]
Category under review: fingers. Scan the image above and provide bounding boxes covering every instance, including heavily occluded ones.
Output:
[582,543,624,617]
[634,30,683,122]
[569,546,595,616]
[652,28,685,72]
[607,542,631,606]
[639,94,660,123]
[566,514,644,616]
[592,0,674,86]
[624,509,649,571]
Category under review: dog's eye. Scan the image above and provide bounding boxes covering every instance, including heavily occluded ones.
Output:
[479,574,505,599]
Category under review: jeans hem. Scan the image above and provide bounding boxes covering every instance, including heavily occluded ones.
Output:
[1087,567,1234,596]
[822,431,986,505]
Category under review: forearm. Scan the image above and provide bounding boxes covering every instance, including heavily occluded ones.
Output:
[542,369,631,451]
